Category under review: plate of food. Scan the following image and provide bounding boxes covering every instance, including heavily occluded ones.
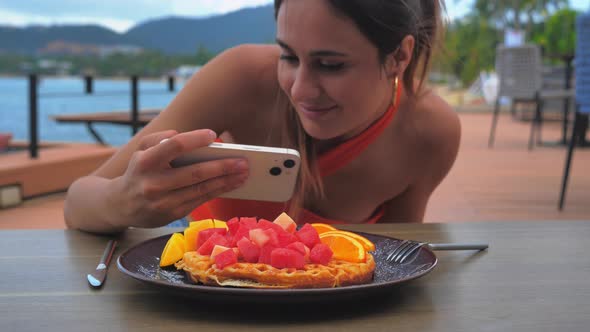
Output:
[117,213,437,304]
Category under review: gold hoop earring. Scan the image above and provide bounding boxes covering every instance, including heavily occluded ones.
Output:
[392,76,399,107]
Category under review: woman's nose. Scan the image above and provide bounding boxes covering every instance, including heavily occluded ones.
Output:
[290,67,321,101]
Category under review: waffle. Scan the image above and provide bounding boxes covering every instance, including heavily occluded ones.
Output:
[175,251,375,289]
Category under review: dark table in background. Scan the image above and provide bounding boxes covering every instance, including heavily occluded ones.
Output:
[1,221,589,332]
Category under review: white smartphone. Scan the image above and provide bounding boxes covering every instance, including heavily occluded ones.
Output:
[170,142,301,202]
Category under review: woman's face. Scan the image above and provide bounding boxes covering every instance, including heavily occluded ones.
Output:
[276,0,394,141]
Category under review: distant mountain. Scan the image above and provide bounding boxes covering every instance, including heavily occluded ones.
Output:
[0,5,276,55]
[126,5,276,54]
[0,25,126,54]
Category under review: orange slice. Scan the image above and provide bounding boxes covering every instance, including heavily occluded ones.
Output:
[160,233,185,267]
[320,230,375,252]
[310,223,337,234]
[319,232,366,263]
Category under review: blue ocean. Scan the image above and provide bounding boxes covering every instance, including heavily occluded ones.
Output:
[0,76,185,146]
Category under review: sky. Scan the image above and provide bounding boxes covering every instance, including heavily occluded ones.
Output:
[0,0,589,33]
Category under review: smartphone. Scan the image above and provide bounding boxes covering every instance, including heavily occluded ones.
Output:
[170,142,301,202]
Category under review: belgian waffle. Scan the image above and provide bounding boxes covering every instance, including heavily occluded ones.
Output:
[175,251,375,289]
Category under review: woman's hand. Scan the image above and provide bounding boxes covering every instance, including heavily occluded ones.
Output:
[111,129,249,228]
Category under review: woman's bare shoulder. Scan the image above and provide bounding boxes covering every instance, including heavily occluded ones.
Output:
[146,45,280,132]
[409,88,461,184]
[216,44,281,95]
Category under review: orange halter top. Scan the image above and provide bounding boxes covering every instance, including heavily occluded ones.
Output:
[190,84,402,224]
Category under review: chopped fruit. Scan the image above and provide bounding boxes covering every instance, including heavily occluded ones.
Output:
[262,228,280,247]
[236,237,260,263]
[285,241,307,256]
[310,243,333,265]
[320,230,375,252]
[214,247,238,269]
[258,219,286,234]
[277,231,298,247]
[319,232,366,263]
[160,233,185,267]
[310,223,337,234]
[226,217,240,235]
[196,228,227,249]
[213,219,228,229]
[230,224,252,247]
[189,219,214,229]
[258,244,277,264]
[239,217,258,229]
[273,212,297,233]
[197,232,230,255]
[170,213,373,275]
[296,223,321,248]
[185,219,216,251]
[249,228,270,247]
[211,245,231,259]
[270,248,305,269]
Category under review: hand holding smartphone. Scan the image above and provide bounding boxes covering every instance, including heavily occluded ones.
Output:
[170,142,300,202]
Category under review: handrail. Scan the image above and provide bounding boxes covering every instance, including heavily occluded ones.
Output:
[26,74,177,158]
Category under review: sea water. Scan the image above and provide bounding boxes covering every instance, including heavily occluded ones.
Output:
[0,76,184,146]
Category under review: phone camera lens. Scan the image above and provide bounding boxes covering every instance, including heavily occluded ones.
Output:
[283,159,296,168]
[269,167,282,176]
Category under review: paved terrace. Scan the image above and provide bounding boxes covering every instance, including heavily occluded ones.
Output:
[0,111,588,229]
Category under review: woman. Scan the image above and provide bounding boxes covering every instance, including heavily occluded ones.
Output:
[64,0,460,233]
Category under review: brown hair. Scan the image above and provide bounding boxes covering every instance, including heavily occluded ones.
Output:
[274,0,444,219]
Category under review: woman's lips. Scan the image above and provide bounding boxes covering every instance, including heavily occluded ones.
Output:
[298,105,338,120]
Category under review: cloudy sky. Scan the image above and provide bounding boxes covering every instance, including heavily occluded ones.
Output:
[0,0,588,33]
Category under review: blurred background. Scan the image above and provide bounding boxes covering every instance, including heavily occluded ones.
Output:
[0,0,589,228]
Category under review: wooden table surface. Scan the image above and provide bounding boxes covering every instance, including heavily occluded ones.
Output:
[1,221,589,332]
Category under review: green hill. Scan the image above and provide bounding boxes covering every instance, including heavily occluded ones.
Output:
[0,5,276,55]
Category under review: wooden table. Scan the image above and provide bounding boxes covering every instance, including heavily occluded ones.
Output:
[2,221,589,332]
[51,109,160,145]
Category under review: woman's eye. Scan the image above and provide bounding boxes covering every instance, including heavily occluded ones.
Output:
[317,61,345,71]
[279,54,299,64]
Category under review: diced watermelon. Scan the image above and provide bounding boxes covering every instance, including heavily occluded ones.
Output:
[226,217,240,235]
[236,237,260,263]
[258,219,286,234]
[239,217,258,229]
[211,245,230,258]
[258,244,277,264]
[273,212,297,233]
[296,223,321,248]
[197,232,230,255]
[270,248,305,269]
[229,224,252,247]
[249,228,270,247]
[214,248,238,269]
[310,243,333,265]
[285,242,307,256]
[262,228,280,247]
[196,228,227,249]
[277,231,298,247]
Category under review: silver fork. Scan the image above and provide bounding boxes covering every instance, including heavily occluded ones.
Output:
[386,240,488,264]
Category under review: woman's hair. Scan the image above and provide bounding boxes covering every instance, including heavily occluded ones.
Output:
[274,0,445,219]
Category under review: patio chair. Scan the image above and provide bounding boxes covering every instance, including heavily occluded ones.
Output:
[559,11,590,210]
[488,44,574,149]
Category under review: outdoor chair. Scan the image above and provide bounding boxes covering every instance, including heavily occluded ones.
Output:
[559,11,590,210]
[488,44,574,149]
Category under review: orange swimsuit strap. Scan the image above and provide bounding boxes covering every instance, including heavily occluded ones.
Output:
[317,82,402,177]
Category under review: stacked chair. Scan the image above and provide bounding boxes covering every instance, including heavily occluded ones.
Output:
[488,45,574,149]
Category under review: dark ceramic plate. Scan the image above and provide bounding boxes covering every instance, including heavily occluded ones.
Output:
[117,232,437,304]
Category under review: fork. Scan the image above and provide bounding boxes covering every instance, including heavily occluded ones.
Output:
[386,240,488,264]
